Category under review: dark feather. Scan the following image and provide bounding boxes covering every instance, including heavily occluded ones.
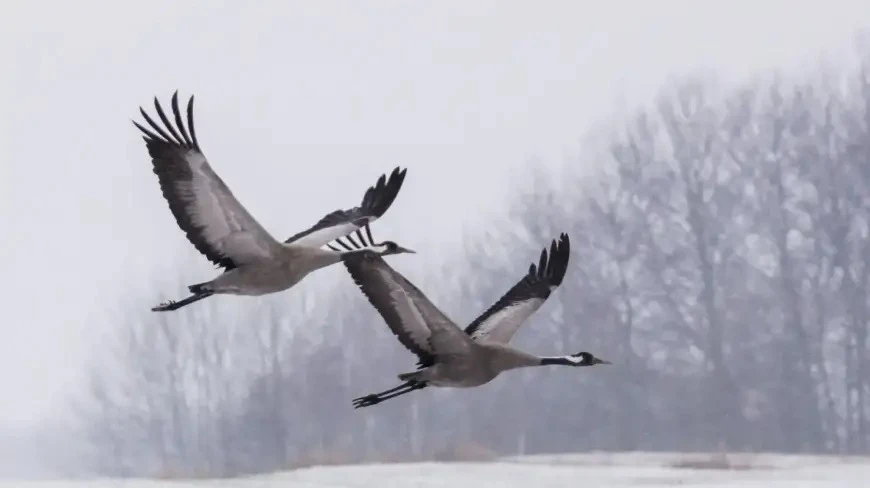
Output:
[463,233,570,339]
[283,167,407,245]
[343,251,436,368]
[133,91,236,270]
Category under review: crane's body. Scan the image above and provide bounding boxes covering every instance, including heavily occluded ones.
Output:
[192,245,342,296]
[341,234,609,408]
[133,92,413,311]
[398,343,546,387]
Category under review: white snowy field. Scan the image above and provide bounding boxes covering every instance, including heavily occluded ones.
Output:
[6,452,868,487]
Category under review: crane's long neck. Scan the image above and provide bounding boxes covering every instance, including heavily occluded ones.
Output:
[302,245,383,269]
[540,355,582,366]
[335,244,388,260]
[490,347,571,371]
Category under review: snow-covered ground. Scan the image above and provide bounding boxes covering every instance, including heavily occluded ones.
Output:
[6,452,869,487]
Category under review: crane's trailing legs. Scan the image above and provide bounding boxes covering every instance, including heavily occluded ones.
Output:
[352,381,428,408]
[152,289,213,312]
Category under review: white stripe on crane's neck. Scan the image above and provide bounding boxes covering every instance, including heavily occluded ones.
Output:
[562,354,585,365]
[367,243,390,254]
[540,354,585,366]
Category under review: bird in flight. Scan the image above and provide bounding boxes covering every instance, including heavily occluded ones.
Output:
[342,233,609,408]
[134,91,414,312]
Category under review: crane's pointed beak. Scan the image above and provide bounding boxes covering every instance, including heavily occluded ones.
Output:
[597,358,612,365]
[398,246,416,254]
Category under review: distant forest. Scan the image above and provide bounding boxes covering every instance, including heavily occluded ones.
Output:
[71,47,870,477]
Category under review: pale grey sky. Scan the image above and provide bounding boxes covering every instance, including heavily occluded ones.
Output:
[0,0,868,428]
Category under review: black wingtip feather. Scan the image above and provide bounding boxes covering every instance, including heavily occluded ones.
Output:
[134,92,234,270]
[171,92,193,146]
[133,120,160,141]
[153,97,184,145]
[187,95,200,151]
[134,91,200,152]
[282,168,405,246]
[537,249,548,279]
[462,233,572,339]
[361,166,407,218]
[548,233,570,287]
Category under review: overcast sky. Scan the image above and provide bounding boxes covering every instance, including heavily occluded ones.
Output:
[1,0,868,429]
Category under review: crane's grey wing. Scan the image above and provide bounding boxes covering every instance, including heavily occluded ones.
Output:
[343,251,472,368]
[133,92,282,270]
[464,233,570,344]
[284,167,407,248]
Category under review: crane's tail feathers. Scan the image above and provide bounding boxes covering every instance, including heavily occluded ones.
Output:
[188,282,212,294]
[398,371,424,382]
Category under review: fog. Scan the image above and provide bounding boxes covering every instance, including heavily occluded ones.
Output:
[1,0,870,478]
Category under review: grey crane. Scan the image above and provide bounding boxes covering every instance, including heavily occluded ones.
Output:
[341,233,609,408]
[134,92,415,312]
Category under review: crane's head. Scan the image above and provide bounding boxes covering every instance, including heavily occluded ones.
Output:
[567,352,610,367]
[375,240,416,256]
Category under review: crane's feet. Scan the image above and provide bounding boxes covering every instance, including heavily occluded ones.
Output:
[352,394,382,409]
[150,291,213,312]
[152,300,180,312]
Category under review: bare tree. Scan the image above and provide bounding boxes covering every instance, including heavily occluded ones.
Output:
[73,51,870,480]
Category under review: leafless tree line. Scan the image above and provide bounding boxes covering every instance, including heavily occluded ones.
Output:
[71,52,870,477]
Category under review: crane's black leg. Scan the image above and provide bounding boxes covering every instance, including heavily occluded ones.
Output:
[362,383,426,405]
[352,381,427,409]
[352,384,414,408]
[151,291,213,312]
[357,381,411,399]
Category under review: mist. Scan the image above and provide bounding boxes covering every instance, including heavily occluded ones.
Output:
[2,0,870,480]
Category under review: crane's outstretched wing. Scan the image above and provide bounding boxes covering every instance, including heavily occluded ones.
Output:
[343,251,472,368]
[134,92,282,270]
[284,167,407,248]
[464,233,570,344]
